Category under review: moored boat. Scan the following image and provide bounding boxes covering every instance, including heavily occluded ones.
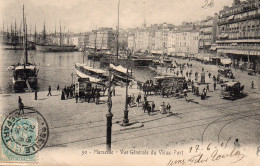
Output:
[75,63,108,84]
[109,64,133,83]
[10,5,38,92]
[35,44,75,52]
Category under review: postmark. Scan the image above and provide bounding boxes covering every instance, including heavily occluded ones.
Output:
[1,107,49,162]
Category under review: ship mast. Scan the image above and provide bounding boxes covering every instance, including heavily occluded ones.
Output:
[93,26,97,68]
[22,5,28,65]
[34,24,37,44]
[116,0,120,63]
[60,21,62,46]
[43,21,46,44]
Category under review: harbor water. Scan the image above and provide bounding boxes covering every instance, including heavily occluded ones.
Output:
[0,50,155,94]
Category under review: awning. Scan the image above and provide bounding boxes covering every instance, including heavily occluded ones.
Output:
[109,64,127,74]
[210,47,217,51]
[220,33,229,39]
[228,15,234,20]
[221,58,232,65]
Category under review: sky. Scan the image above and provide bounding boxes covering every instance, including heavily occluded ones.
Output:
[0,0,234,33]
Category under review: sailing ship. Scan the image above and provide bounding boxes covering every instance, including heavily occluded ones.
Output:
[1,20,35,50]
[35,23,75,52]
[11,5,38,92]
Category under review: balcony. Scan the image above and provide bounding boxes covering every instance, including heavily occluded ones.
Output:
[217,45,260,51]
[200,24,212,28]
[200,31,213,35]
[217,36,260,40]
[219,4,259,18]
[218,13,260,26]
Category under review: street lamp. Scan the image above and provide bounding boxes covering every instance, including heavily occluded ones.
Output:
[106,69,113,152]
[123,52,129,125]
[71,72,74,84]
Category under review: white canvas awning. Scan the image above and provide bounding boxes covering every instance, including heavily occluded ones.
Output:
[221,58,232,65]
[110,64,127,74]
[220,33,229,39]
[228,15,234,20]
[75,69,103,83]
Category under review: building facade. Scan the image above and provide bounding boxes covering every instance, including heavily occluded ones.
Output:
[88,27,114,50]
[217,0,260,72]
[199,14,218,53]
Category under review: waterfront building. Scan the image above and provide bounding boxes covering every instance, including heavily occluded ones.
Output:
[78,32,90,51]
[217,0,260,72]
[134,29,150,52]
[89,27,114,50]
[167,30,177,54]
[127,35,135,51]
[167,22,200,55]
[199,14,218,53]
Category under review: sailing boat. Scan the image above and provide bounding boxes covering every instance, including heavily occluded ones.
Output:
[35,23,75,52]
[11,5,38,92]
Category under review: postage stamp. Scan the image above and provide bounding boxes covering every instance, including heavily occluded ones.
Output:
[0,108,49,163]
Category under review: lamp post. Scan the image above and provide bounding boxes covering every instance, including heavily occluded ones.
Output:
[123,52,129,125]
[71,72,74,84]
[106,69,113,152]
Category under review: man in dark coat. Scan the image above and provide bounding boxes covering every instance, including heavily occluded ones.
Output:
[47,85,52,96]
[75,93,79,103]
[34,88,38,100]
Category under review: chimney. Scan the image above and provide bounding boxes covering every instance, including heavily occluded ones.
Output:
[233,0,240,6]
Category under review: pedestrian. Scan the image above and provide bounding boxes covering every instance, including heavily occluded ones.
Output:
[143,100,148,113]
[166,103,171,112]
[144,93,147,102]
[57,84,60,91]
[75,92,79,103]
[47,85,52,96]
[213,75,216,82]
[147,104,151,116]
[34,88,37,100]
[184,90,188,101]
[129,81,133,89]
[152,102,155,112]
[206,84,209,91]
[61,89,65,100]
[127,95,132,108]
[64,86,67,97]
[251,81,254,89]
[70,87,73,98]
[18,96,24,115]
[234,138,240,148]
[202,67,204,72]
[18,96,22,105]
[208,72,211,78]
[136,95,140,107]
[213,82,216,90]
[95,91,100,105]
[66,87,69,99]
[112,87,115,96]
[160,102,166,114]
[131,94,135,105]
[186,71,189,77]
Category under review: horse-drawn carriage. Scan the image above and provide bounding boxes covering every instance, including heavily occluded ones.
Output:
[75,78,107,101]
[220,81,244,99]
[141,76,186,97]
[218,68,235,79]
